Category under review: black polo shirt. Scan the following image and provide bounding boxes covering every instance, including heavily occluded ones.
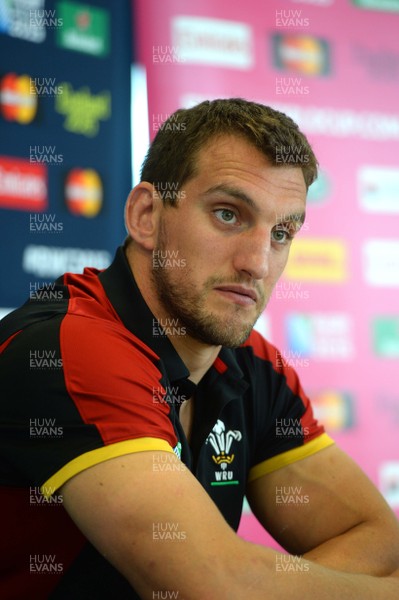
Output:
[0,247,333,599]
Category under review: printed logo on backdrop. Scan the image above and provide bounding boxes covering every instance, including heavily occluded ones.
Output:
[378,393,399,426]
[55,1,110,57]
[206,420,242,486]
[286,313,354,360]
[55,82,111,137]
[271,33,331,76]
[352,46,399,83]
[351,0,399,13]
[0,73,37,124]
[263,100,399,141]
[0,156,47,211]
[284,239,347,283]
[362,240,399,287]
[65,168,103,217]
[307,170,330,205]
[171,16,253,69]
[0,0,46,43]
[358,167,399,214]
[22,245,111,278]
[173,442,182,460]
[310,390,355,432]
[372,317,399,358]
[253,312,272,341]
[379,462,399,510]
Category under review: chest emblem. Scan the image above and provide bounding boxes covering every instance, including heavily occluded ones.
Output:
[206,419,242,486]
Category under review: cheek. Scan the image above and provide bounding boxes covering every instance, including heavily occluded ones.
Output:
[175,229,217,263]
[271,249,291,279]
[175,236,202,268]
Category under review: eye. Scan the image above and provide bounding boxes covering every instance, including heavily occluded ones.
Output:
[214,208,238,224]
[271,226,293,245]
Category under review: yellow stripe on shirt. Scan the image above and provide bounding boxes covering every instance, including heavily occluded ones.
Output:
[40,437,174,498]
[248,433,335,483]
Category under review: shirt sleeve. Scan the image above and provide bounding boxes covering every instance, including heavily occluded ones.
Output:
[0,310,177,497]
[243,330,335,482]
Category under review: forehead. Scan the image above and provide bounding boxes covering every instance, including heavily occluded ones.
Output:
[191,134,307,201]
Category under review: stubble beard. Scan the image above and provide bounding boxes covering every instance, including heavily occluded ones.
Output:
[151,250,266,349]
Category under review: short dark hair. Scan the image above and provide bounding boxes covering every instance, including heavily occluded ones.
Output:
[140,98,318,205]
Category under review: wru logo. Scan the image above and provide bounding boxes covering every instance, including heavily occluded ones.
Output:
[206,419,242,470]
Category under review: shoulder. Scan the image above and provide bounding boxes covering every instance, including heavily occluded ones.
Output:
[239,328,314,415]
[240,329,292,379]
[60,310,162,403]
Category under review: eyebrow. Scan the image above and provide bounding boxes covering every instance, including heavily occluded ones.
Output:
[201,184,260,212]
[276,212,306,226]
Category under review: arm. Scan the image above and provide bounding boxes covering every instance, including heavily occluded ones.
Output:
[61,449,399,598]
[246,444,399,576]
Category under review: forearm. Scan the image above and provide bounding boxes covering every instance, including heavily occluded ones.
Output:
[136,541,399,600]
[236,541,399,600]
[303,517,399,576]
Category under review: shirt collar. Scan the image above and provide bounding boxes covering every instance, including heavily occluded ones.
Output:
[99,246,190,385]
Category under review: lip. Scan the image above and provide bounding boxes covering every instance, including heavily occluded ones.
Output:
[214,285,258,306]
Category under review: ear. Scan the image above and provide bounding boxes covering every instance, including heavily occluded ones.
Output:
[124,182,161,251]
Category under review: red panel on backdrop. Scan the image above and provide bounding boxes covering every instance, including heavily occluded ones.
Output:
[0,155,47,211]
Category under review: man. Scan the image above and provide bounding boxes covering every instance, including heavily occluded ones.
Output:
[1,98,399,599]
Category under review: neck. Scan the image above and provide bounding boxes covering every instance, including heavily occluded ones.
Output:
[167,333,220,384]
[127,245,221,384]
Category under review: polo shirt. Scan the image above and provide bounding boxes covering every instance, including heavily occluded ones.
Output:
[0,246,334,599]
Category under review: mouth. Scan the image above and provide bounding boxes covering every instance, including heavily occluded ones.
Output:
[214,285,258,307]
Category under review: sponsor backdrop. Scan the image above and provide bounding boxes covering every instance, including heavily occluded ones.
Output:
[0,0,132,311]
[1,0,398,553]
[134,0,399,547]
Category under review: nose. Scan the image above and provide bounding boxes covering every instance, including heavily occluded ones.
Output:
[232,226,271,281]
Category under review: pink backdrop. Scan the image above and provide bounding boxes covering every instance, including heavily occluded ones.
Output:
[134,0,399,548]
